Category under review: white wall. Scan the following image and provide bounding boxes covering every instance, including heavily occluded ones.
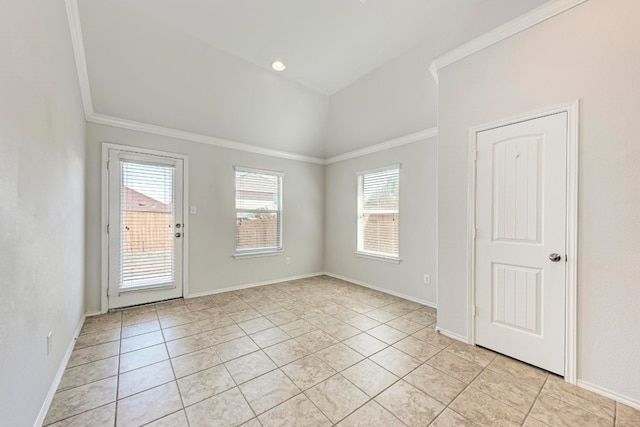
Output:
[85,123,325,312]
[325,44,438,158]
[325,138,438,306]
[438,0,640,403]
[0,0,87,425]
[78,1,330,158]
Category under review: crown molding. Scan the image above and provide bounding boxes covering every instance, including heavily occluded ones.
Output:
[87,113,326,164]
[66,0,436,165]
[65,0,94,118]
[429,0,589,83]
[324,127,437,165]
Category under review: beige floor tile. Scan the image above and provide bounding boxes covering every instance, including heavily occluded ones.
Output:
[47,402,115,427]
[446,341,496,367]
[529,393,611,427]
[58,357,118,391]
[315,343,364,372]
[321,322,361,341]
[197,314,236,331]
[342,359,399,397]
[522,417,550,427]
[166,333,211,358]
[119,343,168,373]
[121,319,160,338]
[365,309,398,323]
[239,369,301,415]
[225,350,277,384]
[44,377,117,425]
[116,381,183,426]
[343,314,381,331]
[305,374,369,423]
[214,335,260,362]
[263,338,313,366]
[404,364,466,405]
[337,401,405,427]
[617,403,640,427]
[258,394,331,427]
[156,304,190,319]
[370,346,421,377]
[386,317,424,334]
[400,310,436,326]
[238,316,277,334]
[67,341,120,368]
[486,355,548,390]
[295,330,339,352]
[542,374,615,421]
[344,333,388,357]
[393,335,440,362]
[122,309,158,326]
[159,312,196,329]
[145,410,189,427]
[430,408,476,427]
[185,387,255,427]
[471,369,540,413]
[265,310,299,325]
[375,380,445,426]
[162,321,203,341]
[278,319,316,337]
[120,330,165,354]
[281,355,337,390]
[383,302,417,317]
[250,326,291,348]
[450,387,526,427]
[229,308,263,323]
[177,364,236,406]
[367,325,408,345]
[81,315,121,335]
[240,418,263,427]
[170,347,222,378]
[426,351,483,384]
[118,360,175,399]
[74,328,120,349]
[411,327,454,349]
[206,324,246,345]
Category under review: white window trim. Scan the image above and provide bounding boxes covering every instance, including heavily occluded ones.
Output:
[234,166,283,256]
[356,164,401,262]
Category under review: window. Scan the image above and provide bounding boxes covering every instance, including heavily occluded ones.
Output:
[357,166,400,260]
[235,167,282,255]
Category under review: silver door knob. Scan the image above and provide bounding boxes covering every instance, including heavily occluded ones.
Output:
[175,232,182,238]
[549,253,562,262]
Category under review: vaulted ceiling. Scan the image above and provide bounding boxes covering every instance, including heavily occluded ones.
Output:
[77,0,551,158]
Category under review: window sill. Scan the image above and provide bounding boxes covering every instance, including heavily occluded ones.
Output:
[355,251,401,264]
[233,250,284,260]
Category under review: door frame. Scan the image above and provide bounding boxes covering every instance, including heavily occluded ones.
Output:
[101,142,190,313]
[466,101,579,384]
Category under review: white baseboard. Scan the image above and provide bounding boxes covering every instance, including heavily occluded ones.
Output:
[34,314,86,427]
[185,272,325,299]
[85,311,102,317]
[577,380,640,411]
[322,271,437,309]
[435,326,469,343]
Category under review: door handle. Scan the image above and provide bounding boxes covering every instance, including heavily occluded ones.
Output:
[549,253,562,262]
[175,232,182,238]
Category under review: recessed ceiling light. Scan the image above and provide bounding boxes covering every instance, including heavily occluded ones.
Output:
[271,61,286,71]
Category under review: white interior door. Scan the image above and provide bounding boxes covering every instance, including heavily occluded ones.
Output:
[475,112,567,375]
[107,149,184,309]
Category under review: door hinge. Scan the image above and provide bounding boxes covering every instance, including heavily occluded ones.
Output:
[106,160,110,170]
[107,224,110,234]
[472,228,477,239]
[472,305,477,317]
[106,287,110,298]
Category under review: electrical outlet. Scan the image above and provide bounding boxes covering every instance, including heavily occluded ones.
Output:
[190,205,197,215]
[285,257,291,265]
[47,332,53,355]
[423,274,430,285]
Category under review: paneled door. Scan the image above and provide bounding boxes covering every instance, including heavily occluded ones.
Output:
[107,149,184,309]
[475,112,567,375]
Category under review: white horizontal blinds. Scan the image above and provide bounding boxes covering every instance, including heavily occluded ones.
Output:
[359,167,400,257]
[235,168,282,252]
[120,160,175,289]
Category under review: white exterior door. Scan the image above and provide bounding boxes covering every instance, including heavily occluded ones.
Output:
[475,112,567,375]
[107,149,184,309]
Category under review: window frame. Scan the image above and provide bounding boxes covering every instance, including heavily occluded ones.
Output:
[356,164,401,263]
[234,166,283,257]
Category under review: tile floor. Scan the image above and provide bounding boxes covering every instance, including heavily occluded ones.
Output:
[44,275,639,426]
